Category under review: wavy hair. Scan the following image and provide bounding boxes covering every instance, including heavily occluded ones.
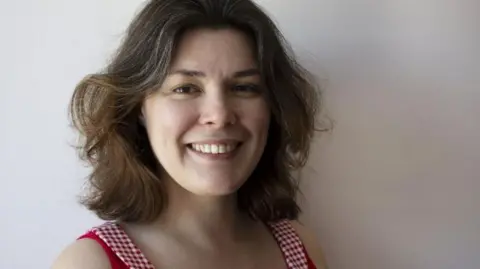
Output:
[70,0,326,223]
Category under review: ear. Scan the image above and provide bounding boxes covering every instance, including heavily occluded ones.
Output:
[139,106,146,126]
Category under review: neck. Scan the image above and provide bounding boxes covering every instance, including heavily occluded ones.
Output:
[136,177,253,248]
[167,180,243,235]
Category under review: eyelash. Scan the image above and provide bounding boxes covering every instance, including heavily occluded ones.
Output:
[172,84,261,95]
[232,84,261,93]
[172,84,200,94]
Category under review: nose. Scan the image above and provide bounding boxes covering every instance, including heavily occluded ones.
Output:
[198,90,237,128]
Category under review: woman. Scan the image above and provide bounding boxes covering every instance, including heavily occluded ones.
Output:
[53,0,328,268]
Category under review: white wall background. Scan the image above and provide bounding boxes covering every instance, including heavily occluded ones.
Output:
[1,0,478,268]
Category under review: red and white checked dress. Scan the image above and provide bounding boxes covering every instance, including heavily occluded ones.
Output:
[78,219,317,269]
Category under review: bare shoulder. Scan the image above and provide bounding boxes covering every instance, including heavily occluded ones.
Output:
[290,220,329,269]
[51,239,111,269]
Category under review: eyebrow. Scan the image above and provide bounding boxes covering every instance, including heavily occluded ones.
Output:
[170,68,260,78]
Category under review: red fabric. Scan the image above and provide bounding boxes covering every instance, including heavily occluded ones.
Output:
[267,220,317,269]
[304,246,318,269]
[78,226,317,269]
[79,232,128,269]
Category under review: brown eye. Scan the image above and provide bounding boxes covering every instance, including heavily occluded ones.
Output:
[173,84,200,94]
[232,84,261,94]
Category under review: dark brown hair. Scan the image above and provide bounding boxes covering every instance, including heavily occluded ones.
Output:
[70,0,325,223]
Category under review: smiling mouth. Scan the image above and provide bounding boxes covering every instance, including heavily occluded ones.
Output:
[187,142,242,155]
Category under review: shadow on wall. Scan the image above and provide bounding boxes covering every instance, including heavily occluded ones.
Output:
[283,0,480,268]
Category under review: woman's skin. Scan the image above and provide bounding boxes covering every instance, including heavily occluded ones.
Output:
[52,27,328,269]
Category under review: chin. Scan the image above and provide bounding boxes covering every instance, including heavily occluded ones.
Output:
[186,174,248,197]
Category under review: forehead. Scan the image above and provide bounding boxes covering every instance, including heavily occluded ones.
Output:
[170,28,258,74]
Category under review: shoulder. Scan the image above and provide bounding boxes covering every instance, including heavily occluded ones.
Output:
[51,238,111,269]
[290,220,329,269]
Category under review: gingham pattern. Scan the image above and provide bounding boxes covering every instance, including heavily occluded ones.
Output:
[91,220,308,269]
[92,222,154,269]
[268,220,309,269]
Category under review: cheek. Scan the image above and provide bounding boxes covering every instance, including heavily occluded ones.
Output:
[144,99,197,144]
[241,99,270,139]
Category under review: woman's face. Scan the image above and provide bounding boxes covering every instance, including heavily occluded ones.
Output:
[142,28,270,196]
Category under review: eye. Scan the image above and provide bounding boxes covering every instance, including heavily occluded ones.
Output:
[232,84,261,94]
[172,84,200,94]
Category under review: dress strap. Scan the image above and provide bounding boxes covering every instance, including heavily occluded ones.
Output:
[91,222,154,269]
[89,220,312,269]
[268,220,310,269]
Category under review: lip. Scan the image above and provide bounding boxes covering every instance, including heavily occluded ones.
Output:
[186,139,242,145]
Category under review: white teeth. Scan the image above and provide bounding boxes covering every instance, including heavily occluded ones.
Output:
[218,145,226,153]
[191,143,237,154]
[211,144,218,154]
[203,144,211,153]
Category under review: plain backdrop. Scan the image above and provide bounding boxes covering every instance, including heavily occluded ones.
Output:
[1,0,478,268]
